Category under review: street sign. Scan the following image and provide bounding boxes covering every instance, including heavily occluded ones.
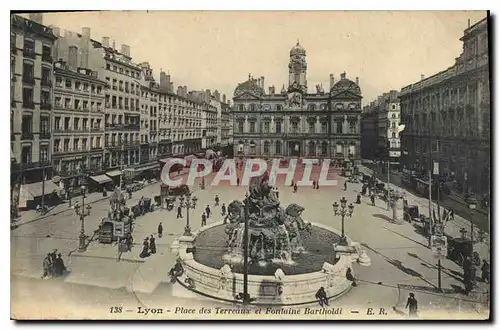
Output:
[431,235,448,259]
[114,222,125,238]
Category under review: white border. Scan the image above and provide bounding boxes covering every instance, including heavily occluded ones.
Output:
[3,1,498,329]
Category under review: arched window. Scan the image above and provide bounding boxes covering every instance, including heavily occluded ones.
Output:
[308,141,315,156]
[249,140,256,154]
[308,104,316,111]
[275,141,282,154]
[336,143,342,154]
[392,132,396,138]
[264,141,270,154]
[321,141,328,156]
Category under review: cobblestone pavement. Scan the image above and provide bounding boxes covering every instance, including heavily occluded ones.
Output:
[11,163,490,319]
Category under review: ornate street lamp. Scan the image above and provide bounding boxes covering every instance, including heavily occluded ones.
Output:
[74,184,92,252]
[332,197,354,245]
[179,193,198,236]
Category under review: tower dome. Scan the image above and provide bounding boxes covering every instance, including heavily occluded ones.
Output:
[290,40,306,56]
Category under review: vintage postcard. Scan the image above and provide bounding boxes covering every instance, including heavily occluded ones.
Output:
[10,10,491,320]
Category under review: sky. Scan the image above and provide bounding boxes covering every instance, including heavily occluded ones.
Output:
[35,10,487,105]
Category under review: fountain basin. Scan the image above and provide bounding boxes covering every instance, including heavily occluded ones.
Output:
[172,221,369,305]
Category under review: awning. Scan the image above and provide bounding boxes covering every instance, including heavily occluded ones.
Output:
[106,170,122,177]
[90,174,113,185]
[135,163,159,172]
[20,180,60,199]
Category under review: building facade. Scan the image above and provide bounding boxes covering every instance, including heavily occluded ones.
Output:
[232,42,362,161]
[220,97,233,153]
[400,17,490,194]
[360,105,378,159]
[11,14,57,185]
[52,60,107,190]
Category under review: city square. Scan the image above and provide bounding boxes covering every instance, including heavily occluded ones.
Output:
[10,11,490,320]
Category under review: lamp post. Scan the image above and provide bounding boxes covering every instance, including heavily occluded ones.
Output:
[332,197,354,245]
[74,184,91,252]
[179,192,197,236]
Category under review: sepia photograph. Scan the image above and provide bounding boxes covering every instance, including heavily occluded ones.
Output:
[9,9,491,321]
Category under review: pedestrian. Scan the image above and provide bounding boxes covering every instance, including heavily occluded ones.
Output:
[315,287,329,307]
[158,222,163,238]
[126,232,133,251]
[481,259,490,283]
[54,253,67,277]
[215,195,220,206]
[344,181,348,191]
[356,193,361,204]
[316,181,319,190]
[346,267,357,287]
[449,210,455,221]
[201,213,207,226]
[41,253,52,279]
[293,183,298,193]
[371,193,376,206]
[221,203,226,216]
[140,237,150,258]
[291,180,295,187]
[406,293,418,317]
[205,205,211,218]
[149,235,156,254]
[177,205,183,219]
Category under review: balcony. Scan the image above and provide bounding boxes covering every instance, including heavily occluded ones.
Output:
[21,132,33,140]
[23,102,35,109]
[91,146,104,151]
[40,103,52,110]
[41,54,53,63]
[41,79,52,87]
[23,50,36,59]
[91,127,104,132]
[40,132,51,139]
[22,76,35,85]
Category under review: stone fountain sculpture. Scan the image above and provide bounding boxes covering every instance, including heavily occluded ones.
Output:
[223,173,311,266]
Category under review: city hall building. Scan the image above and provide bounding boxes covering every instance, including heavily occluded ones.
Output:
[232,42,363,163]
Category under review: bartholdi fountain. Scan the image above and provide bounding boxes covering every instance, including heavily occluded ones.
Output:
[171,173,371,305]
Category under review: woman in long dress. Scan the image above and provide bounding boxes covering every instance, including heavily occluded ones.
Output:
[140,237,149,258]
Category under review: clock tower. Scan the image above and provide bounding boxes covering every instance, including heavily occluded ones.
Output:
[288,40,307,93]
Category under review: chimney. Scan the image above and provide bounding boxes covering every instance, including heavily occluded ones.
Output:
[421,74,425,81]
[169,82,173,92]
[160,71,167,88]
[257,78,261,88]
[329,74,335,89]
[120,44,130,57]
[102,37,110,47]
[50,25,61,37]
[341,72,347,80]
[356,77,359,85]
[214,90,220,101]
[112,40,116,50]
[68,46,78,71]
[222,94,226,103]
[261,76,265,89]
[29,13,43,25]
[468,18,471,28]
[81,27,91,39]
[177,86,183,97]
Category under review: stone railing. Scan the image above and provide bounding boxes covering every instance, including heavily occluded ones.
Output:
[172,221,370,305]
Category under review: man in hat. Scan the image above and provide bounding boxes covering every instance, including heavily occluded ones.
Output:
[158,222,163,238]
[201,212,207,227]
[221,203,226,217]
[205,205,211,218]
[406,293,418,317]
[149,235,156,254]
